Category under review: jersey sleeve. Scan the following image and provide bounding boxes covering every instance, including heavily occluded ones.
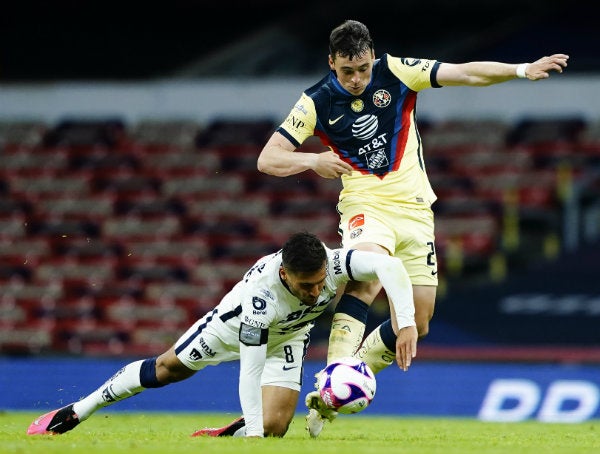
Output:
[237,284,277,437]
[239,342,268,437]
[276,92,317,147]
[386,55,441,91]
[347,249,416,329]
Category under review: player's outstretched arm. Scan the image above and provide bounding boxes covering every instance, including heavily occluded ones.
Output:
[258,132,352,179]
[437,53,569,86]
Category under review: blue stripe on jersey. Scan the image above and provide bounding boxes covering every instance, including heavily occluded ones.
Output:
[430,61,442,88]
[219,305,242,322]
[346,249,355,281]
[299,332,310,387]
[414,108,425,170]
[174,308,218,355]
[277,126,301,148]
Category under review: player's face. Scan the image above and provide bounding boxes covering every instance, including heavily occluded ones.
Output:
[329,50,375,96]
[280,265,327,306]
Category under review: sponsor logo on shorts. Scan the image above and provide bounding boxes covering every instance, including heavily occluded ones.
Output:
[189,348,203,361]
[282,365,299,371]
[350,228,363,239]
[198,337,216,357]
[348,214,364,230]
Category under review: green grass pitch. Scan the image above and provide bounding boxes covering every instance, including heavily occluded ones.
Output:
[2,411,599,454]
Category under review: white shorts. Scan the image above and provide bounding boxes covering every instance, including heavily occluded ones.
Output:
[173,308,310,391]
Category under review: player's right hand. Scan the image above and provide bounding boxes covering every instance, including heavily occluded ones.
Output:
[313,149,353,178]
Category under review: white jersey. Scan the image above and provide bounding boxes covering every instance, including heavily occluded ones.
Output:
[174,244,414,436]
[220,246,350,337]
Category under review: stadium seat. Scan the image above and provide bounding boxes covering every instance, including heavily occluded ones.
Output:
[0,116,592,357]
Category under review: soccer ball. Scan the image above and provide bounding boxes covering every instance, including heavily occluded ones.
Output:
[318,357,376,414]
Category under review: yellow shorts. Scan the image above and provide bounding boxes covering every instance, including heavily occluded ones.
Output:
[337,197,438,286]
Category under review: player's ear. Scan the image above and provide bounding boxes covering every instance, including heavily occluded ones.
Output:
[279,266,287,282]
[328,54,335,69]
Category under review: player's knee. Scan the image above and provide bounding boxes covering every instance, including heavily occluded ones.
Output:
[155,350,195,384]
[263,416,291,437]
[345,279,382,303]
[416,318,430,338]
[415,308,433,338]
[413,288,436,339]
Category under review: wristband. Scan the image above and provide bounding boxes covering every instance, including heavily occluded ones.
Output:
[516,63,529,79]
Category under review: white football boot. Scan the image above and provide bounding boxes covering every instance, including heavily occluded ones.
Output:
[305,390,338,438]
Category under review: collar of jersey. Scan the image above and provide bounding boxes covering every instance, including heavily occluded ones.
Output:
[329,70,374,97]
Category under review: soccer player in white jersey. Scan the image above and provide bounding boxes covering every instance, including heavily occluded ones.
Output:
[27,231,416,438]
[256,20,568,435]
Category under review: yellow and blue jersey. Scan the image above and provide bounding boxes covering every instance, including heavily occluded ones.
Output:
[277,54,442,208]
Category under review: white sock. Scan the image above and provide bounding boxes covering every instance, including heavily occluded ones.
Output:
[73,360,145,420]
[232,426,246,437]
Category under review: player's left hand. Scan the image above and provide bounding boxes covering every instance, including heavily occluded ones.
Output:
[395,325,418,371]
[526,54,569,80]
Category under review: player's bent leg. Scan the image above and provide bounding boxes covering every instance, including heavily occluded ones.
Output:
[306,291,371,437]
[77,355,175,412]
[413,285,436,339]
[192,385,298,437]
[262,385,298,437]
[327,292,371,363]
[155,347,197,383]
[355,285,436,374]
[27,358,154,435]
[354,319,396,373]
[27,348,196,436]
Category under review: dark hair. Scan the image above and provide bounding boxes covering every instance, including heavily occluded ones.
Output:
[329,20,374,61]
[281,232,327,274]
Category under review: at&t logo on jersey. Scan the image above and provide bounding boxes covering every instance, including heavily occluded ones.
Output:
[352,115,378,140]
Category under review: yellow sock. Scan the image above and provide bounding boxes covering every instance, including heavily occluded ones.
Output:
[354,326,394,374]
[327,313,366,364]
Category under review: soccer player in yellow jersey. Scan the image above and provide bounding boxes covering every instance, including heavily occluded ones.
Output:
[257,19,568,436]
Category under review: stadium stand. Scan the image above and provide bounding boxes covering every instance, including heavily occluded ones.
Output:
[0,116,598,358]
